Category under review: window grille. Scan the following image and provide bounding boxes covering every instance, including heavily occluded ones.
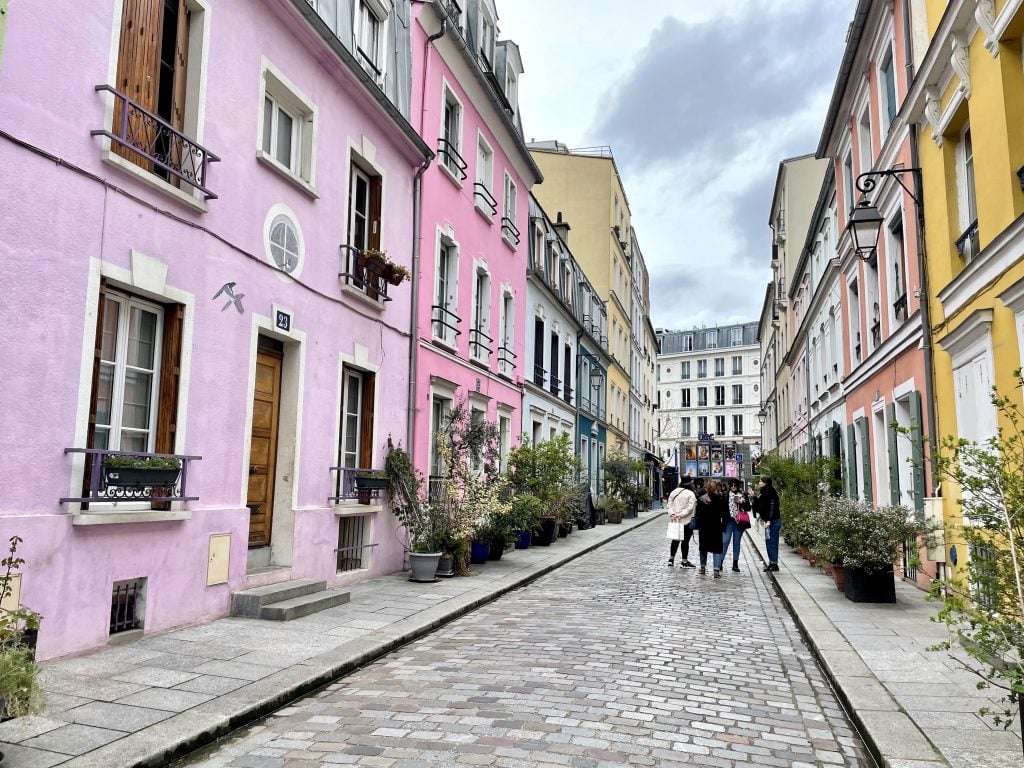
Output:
[337,515,373,573]
[110,578,145,635]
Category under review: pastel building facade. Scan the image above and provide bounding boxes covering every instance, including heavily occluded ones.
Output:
[0,0,430,659]
[410,0,540,482]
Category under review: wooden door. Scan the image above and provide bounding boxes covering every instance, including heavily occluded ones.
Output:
[247,347,282,549]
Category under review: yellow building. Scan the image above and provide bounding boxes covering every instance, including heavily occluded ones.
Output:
[528,142,635,455]
[906,0,1024,583]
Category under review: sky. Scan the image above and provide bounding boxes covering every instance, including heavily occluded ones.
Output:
[497,0,856,331]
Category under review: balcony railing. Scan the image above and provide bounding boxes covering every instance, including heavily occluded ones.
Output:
[61,448,201,506]
[428,475,447,504]
[339,245,394,302]
[563,384,573,405]
[533,364,545,388]
[549,374,561,398]
[469,327,493,361]
[501,216,522,245]
[356,47,384,87]
[438,0,462,31]
[328,466,384,504]
[955,220,980,262]
[431,304,462,344]
[437,138,468,181]
[474,182,498,216]
[497,345,517,377]
[870,320,882,349]
[92,85,220,200]
[894,293,908,322]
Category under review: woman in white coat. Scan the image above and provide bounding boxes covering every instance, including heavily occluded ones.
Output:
[666,475,697,568]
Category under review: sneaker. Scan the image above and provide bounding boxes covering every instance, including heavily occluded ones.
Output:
[769,563,780,572]
[713,570,722,578]
[699,567,706,575]
[763,564,772,572]
[680,560,696,568]
[732,564,740,573]
[667,559,675,567]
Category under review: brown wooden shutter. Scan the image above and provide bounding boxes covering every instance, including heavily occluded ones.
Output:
[82,281,110,504]
[153,302,183,511]
[358,374,376,469]
[113,0,164,167]
[369,175,383,252]
[170,0,190,132]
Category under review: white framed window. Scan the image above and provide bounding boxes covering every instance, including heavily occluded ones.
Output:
[697,387,707,407]
[681,417,691,437]
[888,213,908,325]
[433,238,459,346]
[715,414,726,437]
[849,278,862,363]
[945,311,997,444]
[879,46,898,132]
[732,356,742,375]
[498,290,514,377]
[498,412,511,474]
[681,362,690,379]
[706,330,718,349]
[681,389,691,408]
[349,166,372,251]
[732,384,743,405]
[502,172,519,246]
[471,267,491,363]
[733,415,743,436]
[697,359,707,378]
[429,394,453,478]
[440,85,464,182]
[505,65,518,113]
[714,386,725,407]
[258,63,317,188]
[263,205,305,277]
[714,358,725,377]
[479,5,496,66]
[92,292,164,454]
[729,327,742,346]
[339,370,365,470]
[698,416,708,436]
[474,134,495,218]
[843,152,855,216]
[682,334,693,351]
[354,0,388,83]
[957,124,979,261]
[857,107,872,174]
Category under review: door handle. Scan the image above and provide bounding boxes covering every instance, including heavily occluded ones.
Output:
[249,465,260,475]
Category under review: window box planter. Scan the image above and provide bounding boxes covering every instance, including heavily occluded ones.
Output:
[354,474,388,491]
[102,456,181,490]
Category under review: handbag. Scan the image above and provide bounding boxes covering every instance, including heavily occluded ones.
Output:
[690,514,699,531]
[736,510,751,529]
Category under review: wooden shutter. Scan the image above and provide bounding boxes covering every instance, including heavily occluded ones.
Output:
[155,303,183,454]
[113,0,164,167]
[82,281,110,504]
[909,391,927,512]
[358,373,376,469]
[846,423,858,498]
[858,418,873,503]
[170,0,190,132]
[369,175,382,252]
[886,403,900,505]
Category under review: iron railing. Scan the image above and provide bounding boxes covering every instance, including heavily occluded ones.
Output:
[328,466,387,504]
[563,385,573,405]
[469,327,493,360]
[428,475,447,504]
[110,579,144,635]
[336,514,377,572]
[431,304,462,344]
[533,364,545,388]
[549,374,561,398]
[92,85,220,200]
[894,293,908,322]
[955,219,980,261]
[870,320,882,349]
[339,245,394,302]
[902,540,918,581]
[497,345,517,376]
[501,216,521,245]
[61,448,201,506]
[437,138,468,181]
[356,47,384,87]
[474,182,498,216]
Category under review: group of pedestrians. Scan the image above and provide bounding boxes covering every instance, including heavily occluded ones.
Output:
[664,475,781,577]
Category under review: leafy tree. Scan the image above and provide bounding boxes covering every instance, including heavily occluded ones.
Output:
[756,454,838,549]
[507,434,584,524]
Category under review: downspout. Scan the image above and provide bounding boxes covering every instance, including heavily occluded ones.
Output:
[407,13,446,451]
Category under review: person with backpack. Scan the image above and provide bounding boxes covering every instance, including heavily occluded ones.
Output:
[755,476,782,572]
[665,475,697,568]
[718,479,752,573]
[695,480,729,576]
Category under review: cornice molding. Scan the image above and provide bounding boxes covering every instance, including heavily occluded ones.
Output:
[938,212,1024,319]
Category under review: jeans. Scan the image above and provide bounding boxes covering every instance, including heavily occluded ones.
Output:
[714,519,743,571]
[766,518,782,564]
[699,550,709,569]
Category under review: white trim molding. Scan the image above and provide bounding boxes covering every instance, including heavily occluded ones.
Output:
[938,213,1024,319]
[937,307,994,362]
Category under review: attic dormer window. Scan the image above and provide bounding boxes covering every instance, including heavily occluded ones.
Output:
[480,7,496,67]
[505,66,518,114]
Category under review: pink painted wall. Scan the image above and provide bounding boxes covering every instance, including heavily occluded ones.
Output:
[408,8,532,473]
[0,0,422,658]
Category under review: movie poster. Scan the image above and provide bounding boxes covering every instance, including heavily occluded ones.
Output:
[697,460,710,477]
[725,444,736,460]
[697,444,709,460]
[711,446,723,463]
[685,460,698,477]
[711,460,723,476]
[685,444,697,461]
[725,460,738,477]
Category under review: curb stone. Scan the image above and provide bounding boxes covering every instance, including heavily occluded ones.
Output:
[744,530,951,768]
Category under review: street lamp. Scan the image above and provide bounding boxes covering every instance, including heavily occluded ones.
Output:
[591,371,605,390]
[846,168,923,261]
[757,409,767,427]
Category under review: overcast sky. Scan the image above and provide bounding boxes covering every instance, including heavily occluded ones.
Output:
[498,0,855,331]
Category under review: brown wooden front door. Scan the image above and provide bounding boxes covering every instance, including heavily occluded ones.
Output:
[246,345,282,549]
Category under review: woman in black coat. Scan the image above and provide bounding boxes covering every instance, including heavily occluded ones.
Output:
[755,477,782,572]
[695,481,730,576]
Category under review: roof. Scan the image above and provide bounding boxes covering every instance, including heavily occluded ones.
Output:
[657,322,760,355]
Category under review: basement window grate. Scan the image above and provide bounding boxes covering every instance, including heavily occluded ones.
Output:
[337,515,375,573]
[110,578,145,635]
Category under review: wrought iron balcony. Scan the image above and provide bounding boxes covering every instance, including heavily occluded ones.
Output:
[894,293,908,322]
[497,345,517,377]
[339,245,395,302]
[533,364,545,388]
[549,374,561,398]
[955,220,980,262]
[61,448,201,506]
[563,384,573,405]
[437,138,468,181]
[501,216,521,245]
[328,466,385,504]
[469,327,493,361]
[92,85,220,200]
[474,182,498,216]
[431,304,462,345]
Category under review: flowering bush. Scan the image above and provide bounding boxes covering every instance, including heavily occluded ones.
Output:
[810,496,926,574]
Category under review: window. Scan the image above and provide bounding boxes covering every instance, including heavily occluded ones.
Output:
[348,162,382,253]
[698,416,708,436]
[475,135,495,216]
[682,334,693,352]
[681,389,691,408]
[706,330,718,349]
[957,124,979,260]
[260,67,316,185]
[337,515,371,572]
[268,214,301,274]
[714,386,725,407]
[857,108,872,174]
[697,387,707,407]
[471,268,491,363]
[880,48,897,130]
[715,416,726,436]
[714,358,725,377]
[733,415,743,435]
[533,317,545,387]
[337,368,376,494]
[730,328,742,346]
[889,214,908,323]
[440,87,464,180]
[697,360,707,378]
[681,417,691,437]
[498,291,514,377]
[732,356,742,375]
[470,407,486,473]
[732,384,743,405]
[502,173,519,245]
[354,0,386,82]
[681,362,690,379]
[433,240,458,345]
[479,5,496,66]
[430,395,452,478]
[505,66,518,115]
[843,153,855,214]
[849,278,862,362]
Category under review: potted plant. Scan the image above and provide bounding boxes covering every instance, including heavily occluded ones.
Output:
[384,440,442,582]
[354,470,388,491]
[0,537,42,723]
[102,454,181,489]
[382,262,411,287]
[510,494,543,549]
[605,498,626,524]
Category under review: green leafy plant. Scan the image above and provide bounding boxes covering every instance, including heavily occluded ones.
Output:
[355,470,387,479]
[0,537,42,719]
[509,494,544,532]
[384,438,440,554]
[756,454,838,550]
[508,434,582,522]
[102,455,181,470]
[811,496,927,573]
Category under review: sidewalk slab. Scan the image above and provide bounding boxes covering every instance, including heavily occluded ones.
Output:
[746,527,1023,768]
[1,512,661,768]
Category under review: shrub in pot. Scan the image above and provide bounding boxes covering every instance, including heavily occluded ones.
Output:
[510,494,543,549]
[0,537,42,721]
[605,497,627,524]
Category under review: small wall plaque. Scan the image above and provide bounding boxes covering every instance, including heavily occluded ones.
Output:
[275,310,292,332]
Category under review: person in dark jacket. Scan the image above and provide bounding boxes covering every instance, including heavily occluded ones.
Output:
[755,477,782,572]
[695,481,730,577]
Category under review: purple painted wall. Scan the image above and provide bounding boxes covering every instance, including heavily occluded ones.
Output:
[0,0,426,659]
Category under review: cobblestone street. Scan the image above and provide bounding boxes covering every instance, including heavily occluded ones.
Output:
[178,523,872,767]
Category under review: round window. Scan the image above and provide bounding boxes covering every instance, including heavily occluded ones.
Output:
[269,215,300,274]
[753,384,759,392]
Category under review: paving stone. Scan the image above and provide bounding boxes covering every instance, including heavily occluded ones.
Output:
[0,742,70,767]
[62,701,173,732]
[0,714,68,744]
[115,687,215,712]
[21,723,127,755]
[112,666,200,688]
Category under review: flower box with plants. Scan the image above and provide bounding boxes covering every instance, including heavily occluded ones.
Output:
[102,454,182,489]
[0,537,42,725]
[357,248,411,287]
[354,470,389,491]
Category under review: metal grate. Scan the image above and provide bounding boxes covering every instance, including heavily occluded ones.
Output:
[337,516,372,572]
[110,579,145,635]
[902,539,918,581]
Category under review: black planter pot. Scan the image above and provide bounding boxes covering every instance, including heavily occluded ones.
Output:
[843,566,896,603]
[557,522,570,538]
[514,530,532,549]
[487,539,505,561]
[103,466,180,489]
[354,475,388,490]
[532,517,557,546]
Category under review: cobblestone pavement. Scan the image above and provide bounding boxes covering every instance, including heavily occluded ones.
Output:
[178,523,873,767]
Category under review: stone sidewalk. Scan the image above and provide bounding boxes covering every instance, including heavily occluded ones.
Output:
[746,526,1023,768]
[0,511,660,768]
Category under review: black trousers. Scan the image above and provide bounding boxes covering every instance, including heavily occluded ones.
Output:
[669,526,694,561]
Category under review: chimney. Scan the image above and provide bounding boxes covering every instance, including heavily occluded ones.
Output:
[553,211,571,246]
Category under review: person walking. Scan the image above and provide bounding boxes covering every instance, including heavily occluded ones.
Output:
[695,480,729,576]
[755,476,782,572]
[720,479,751,573]
[665,476,697,567]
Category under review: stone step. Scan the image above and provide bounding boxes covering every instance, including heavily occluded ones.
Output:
[258,588,351,621]
[230,579,327,617]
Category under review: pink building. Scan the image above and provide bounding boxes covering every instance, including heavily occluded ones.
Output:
[409,1,541,478]
[0,0,431,659]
